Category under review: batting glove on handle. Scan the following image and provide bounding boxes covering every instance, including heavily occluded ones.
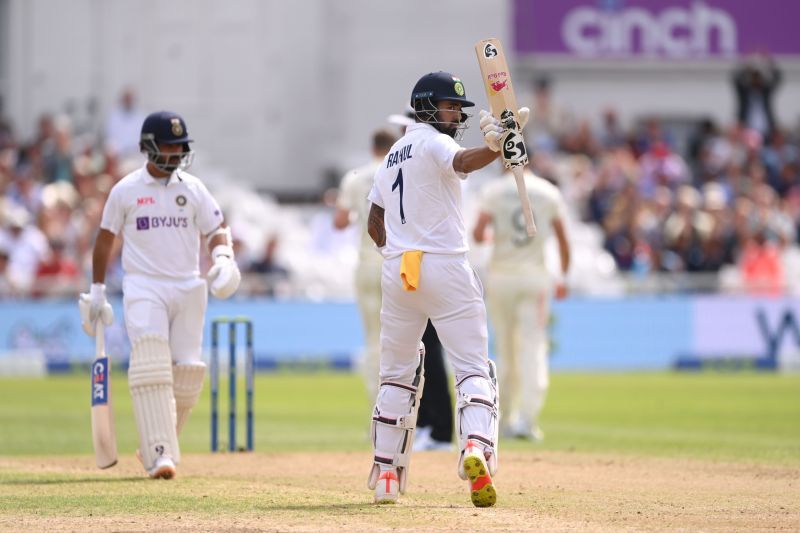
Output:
[78,283,114,337]
[480,110,503,152]
[207,245,241,299]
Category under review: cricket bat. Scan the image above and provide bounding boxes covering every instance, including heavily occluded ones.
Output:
[91,321,118,469]
[475,37,537,237]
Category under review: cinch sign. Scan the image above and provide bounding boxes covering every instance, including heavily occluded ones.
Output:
[514,0,796,59]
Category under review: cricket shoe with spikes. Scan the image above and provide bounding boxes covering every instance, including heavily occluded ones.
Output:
[374,468,400,504]
[148,456,176,480]
[462,440,497,507]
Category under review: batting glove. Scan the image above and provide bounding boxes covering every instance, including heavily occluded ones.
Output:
[78,283,114,337]
[479,110,504,152]
[207,245,241,299]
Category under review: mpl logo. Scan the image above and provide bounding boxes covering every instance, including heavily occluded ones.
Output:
[92,358,110,406]
[562,1,737,58]
[137,197,155,206]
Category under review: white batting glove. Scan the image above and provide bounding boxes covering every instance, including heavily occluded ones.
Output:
[78,283,114,337]
[207,245,241,299]
[479,110,504,152]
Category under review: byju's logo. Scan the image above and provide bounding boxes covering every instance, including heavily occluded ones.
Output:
[135,216,188,230]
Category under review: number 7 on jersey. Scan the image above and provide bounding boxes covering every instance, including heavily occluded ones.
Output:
[475,37,537,237]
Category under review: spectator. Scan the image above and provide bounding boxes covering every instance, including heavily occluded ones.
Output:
[733,53,782,138]
[740,227,784,295]
[0,205,49,295]
[104,87,146,160]
[249,235,289,297]
[33,238,80,298]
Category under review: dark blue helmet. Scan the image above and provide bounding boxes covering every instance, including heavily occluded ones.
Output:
[139,111,194,173]
[410,72,474,139]
[411,71,475,108]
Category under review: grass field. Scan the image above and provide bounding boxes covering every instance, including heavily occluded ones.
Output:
[1,371,799,531]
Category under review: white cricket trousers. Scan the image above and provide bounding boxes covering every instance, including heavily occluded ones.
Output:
[356,258,383,399]
[379,253,490,384]
[486,269,551,431]
[122,275,208,363]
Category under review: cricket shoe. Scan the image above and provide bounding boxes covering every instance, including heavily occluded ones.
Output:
[373,468,400,504]
[148,456,176,480]
[462,441,496,508]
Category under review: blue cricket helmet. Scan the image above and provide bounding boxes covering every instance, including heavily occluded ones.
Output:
[139,111,194,173]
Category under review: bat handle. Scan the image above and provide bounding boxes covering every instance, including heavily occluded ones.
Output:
[511,166,537,237]
[95,321,105,359]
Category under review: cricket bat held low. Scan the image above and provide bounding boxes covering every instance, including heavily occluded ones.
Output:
[475,37,537,237]
[91,321,118,469]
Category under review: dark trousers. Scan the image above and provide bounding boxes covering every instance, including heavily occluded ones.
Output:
[417,320,453,443]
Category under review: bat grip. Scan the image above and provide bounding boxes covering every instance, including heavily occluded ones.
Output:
[512,166,537,237]
[95,321,105,359]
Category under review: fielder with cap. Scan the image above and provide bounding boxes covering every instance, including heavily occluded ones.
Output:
[365,71,529,507]
[79,111,241,479]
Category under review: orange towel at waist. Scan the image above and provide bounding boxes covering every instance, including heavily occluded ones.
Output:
[400,250,424,291]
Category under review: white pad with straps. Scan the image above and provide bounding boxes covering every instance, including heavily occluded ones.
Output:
[367,343,425,495]
[129,335,180,470]
[172,361,206,436]
[456,359,499,480]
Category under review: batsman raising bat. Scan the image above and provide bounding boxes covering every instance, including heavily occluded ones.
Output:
[365,70,529,508]
[79,111,241,479]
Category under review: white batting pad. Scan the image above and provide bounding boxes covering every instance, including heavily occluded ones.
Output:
[129,335,180,470]
[455,363,499,479]
[368,345,425,495]
[173,361,206,435]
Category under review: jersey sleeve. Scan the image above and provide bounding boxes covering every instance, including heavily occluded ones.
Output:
[99,185,124,235]
[195,182,225,235]
[477,180,500,215]
[367,174,384,208]
[336,171,358,211]
[552,187,568,221]
[428,134,466,180]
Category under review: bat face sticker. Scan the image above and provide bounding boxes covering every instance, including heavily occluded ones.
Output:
[491,80,507,92]
[484,43,498,58]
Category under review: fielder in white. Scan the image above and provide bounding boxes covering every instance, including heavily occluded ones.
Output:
[473,168,570,441]
[365,71,529,507]
[333,128,398,400]
[79,111,241,479]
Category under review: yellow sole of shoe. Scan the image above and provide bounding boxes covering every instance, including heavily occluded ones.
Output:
[463,455,497,508]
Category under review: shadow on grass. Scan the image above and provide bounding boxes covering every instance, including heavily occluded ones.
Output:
[0,476,146,485]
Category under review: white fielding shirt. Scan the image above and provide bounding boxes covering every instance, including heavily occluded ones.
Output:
[368,123,467,259]
[478,170,566,273]
[100,165,224,280]
[336,159,383,265]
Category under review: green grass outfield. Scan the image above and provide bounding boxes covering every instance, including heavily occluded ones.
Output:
[1,371,798,463]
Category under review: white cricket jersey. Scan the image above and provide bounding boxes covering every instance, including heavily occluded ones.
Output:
[367,122,468,259]
[100,165,224,280]
[478,170,566,272]
[336,159,383,264]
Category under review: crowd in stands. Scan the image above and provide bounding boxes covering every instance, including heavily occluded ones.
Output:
[524,54,798,295]
[0,53,797,299]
